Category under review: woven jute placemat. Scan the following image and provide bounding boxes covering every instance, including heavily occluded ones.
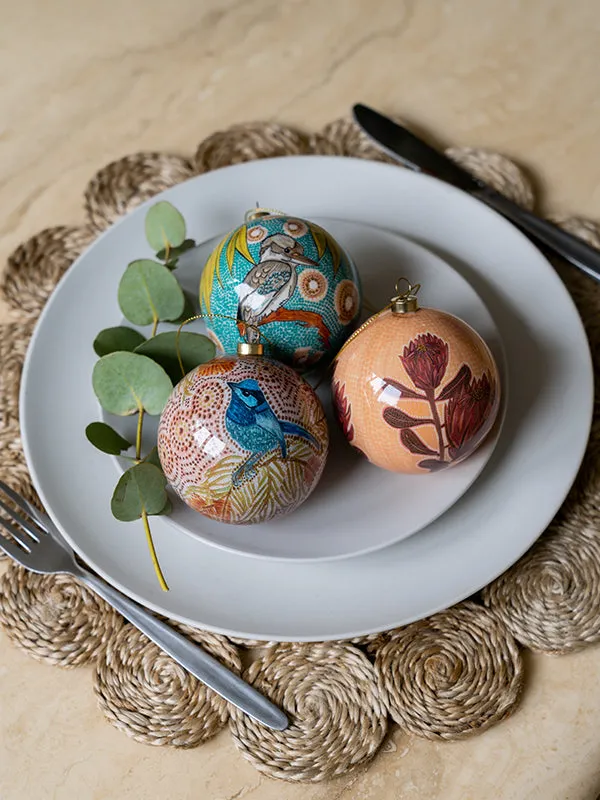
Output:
[1,116,599,783]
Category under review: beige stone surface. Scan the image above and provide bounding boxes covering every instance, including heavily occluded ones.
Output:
[1,0,600,797]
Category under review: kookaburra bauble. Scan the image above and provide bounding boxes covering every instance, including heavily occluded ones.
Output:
[199,211,361,368]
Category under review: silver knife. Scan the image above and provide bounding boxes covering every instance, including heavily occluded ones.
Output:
[353,103,600,283]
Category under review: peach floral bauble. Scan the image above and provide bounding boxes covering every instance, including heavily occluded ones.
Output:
[332,300,501,475]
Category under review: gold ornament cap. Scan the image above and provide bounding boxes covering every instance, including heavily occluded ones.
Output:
[238,322,265,356]
[390,278,420,314]
[237,341,264,356]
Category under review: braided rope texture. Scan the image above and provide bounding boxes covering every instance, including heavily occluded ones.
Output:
[0,115,598,780]
[229,643,388,782]
[0,563,124,666]
[373,602,523,739]
[93,623,241,747]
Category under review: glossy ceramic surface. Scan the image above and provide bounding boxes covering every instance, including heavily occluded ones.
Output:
[199,214,361,367]
[158,355,328,524]
[115,220,504,559]
[19,157,593,640]
[333,307,501,474]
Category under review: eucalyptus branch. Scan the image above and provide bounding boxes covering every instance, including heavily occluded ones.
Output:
[88,200,214,593]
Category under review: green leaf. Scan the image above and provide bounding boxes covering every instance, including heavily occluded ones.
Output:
[145,201,186,252]
[93,326,146,357]
[85,422,132,455]
[92,352,173,416]
[156,238,195,262]
[170,291,197,325]
[134,331,216,382]
[156,498,173,516]
[118,260,185,326]
[142,446,163,470]
[111,462,168,522]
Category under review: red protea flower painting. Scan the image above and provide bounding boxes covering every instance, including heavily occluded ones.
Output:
[445,372,494,460]
[401,333,449,391]
[383,332,497,471]
[332,379,354,442]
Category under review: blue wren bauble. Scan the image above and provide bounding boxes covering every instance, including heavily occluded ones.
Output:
[199,212,361,368]
[158,343,329,525]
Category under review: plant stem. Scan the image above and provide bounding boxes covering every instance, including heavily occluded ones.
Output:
[142,510,169,591]
[151,316,159,337]
[426,388,446,461]
[135,404,144,461]
[135,342,168,591]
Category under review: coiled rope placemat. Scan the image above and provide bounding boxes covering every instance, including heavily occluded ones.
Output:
[1,116,599,783]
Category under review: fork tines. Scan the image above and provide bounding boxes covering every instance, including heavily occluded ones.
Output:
[0,480,47,555]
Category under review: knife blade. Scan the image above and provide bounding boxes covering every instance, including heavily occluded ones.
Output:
[353,104,482,192]
[353,103,600,283]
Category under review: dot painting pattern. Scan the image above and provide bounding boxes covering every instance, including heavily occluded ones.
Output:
[199,215,361,368]
[158,356,329,525]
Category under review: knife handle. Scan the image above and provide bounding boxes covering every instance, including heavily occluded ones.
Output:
[476,189,600,283]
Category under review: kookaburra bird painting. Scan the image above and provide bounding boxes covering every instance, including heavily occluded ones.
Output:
[236,234,316,334]
[235,234,331,346]
[199,214,361,367]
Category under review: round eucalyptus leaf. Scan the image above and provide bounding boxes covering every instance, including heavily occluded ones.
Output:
[145,201,186,252]
[156,238,196,263]
[170,291,197,325]
[156,498,173,516]
[142,446,163,470]
[135,331,215,382]
[118,260,185,325]
[85,422,132,455]
[92,352,173,416]
[93,326,146,357]
[111,462,168,522]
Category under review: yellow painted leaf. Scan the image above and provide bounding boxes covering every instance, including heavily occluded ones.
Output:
[225,228,239,269]
[235,225,254,264]
[312,225,327,260]
[203,454,243,495]
[200,249,216,314]
[215,237,229,288]
[328,233,342,274]
[200,236,228,314]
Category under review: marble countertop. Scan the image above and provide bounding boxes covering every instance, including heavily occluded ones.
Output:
[2,1,600,797]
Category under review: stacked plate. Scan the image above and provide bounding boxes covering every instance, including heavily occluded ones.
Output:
[20,157,593,641]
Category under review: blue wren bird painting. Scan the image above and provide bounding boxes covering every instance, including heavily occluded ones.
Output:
[199,214,361,368]
[158,356,329,525]
[225,378,320,487]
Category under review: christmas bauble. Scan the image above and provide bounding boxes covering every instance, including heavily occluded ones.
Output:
[199,212,361,368]
[332,283,501,474]
[158,348,329,524]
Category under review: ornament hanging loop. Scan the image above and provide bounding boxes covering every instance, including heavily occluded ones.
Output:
[391,277,420,315]
[175,313,268,377]
[244,205,287,223]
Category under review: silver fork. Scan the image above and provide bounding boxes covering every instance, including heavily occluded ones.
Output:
[0,480,288,730]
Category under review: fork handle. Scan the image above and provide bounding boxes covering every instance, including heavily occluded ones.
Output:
[80,571,288,730]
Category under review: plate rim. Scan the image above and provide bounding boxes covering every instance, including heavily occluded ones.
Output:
[19,155,594,641]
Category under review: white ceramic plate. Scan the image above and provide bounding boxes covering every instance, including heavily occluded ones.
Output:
[105,220,505,561]
[21,157,593,641]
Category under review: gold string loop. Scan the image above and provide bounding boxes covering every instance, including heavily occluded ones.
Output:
[175,313,274,377]
[244,205,287,223]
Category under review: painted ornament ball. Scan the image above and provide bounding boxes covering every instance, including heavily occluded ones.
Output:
[158,356,329,524]
[199,214,361,368]
[333,306,501,474]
